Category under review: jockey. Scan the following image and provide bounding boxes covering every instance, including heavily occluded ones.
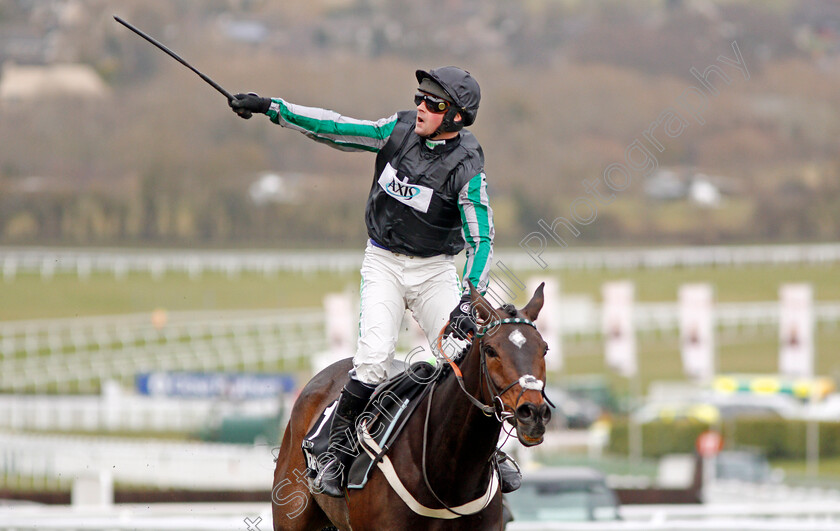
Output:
[231,67,519,497]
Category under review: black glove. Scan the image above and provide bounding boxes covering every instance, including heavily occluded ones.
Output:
[444,294,477,341]
[229,92,271,119]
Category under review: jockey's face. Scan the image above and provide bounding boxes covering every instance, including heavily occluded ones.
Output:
[414,95,447,137]
[414,92,461,139]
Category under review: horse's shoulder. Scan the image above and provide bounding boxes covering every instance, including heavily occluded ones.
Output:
[292,358,353,425]
[300,358,353,397]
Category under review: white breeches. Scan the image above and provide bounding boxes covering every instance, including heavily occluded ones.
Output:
[353,241,462,385]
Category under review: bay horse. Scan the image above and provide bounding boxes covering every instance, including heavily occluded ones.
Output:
[271,282,551,530]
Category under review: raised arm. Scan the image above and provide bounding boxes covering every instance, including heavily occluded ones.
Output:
[230,92,397,153]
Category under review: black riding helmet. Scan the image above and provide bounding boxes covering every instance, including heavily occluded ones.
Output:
[416,67,480,135]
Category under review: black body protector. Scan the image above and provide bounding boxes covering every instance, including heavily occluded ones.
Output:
[365,67,483,257]
[365,112,483,257]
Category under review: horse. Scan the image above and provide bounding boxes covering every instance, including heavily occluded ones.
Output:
[271,282,552,530]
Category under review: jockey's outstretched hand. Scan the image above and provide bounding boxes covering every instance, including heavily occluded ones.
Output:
[444,294,477,341]
[229,92,271,119]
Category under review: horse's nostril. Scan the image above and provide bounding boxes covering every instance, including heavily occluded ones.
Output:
[539,404,551,424]
[516,404,535,421]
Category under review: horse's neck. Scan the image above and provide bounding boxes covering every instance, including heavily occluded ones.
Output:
[425,345,501,490]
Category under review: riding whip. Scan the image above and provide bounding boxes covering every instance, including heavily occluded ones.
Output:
[113,15,234,102]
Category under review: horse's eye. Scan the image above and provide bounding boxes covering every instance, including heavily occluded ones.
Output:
[543,346,549,358]
[484,346,498,358]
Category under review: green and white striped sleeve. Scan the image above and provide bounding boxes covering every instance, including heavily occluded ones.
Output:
[458,172,494,294]
[265,98,398,153]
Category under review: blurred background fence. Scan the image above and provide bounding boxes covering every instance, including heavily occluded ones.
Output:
[0,309,325,393]
[2,298,839,393]
[3,243,840,279]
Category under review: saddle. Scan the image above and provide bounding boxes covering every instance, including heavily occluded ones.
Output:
[302,360,444,490]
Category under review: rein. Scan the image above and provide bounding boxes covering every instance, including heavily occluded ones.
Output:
[420,381,498,517]
[435,327,495,416]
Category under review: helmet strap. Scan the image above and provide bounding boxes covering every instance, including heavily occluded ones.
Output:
[431,107,464,138]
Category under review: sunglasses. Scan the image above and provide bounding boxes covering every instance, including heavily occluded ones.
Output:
[414,91,451,113]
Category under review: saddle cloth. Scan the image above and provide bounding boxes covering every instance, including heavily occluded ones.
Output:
[301,360,441,490]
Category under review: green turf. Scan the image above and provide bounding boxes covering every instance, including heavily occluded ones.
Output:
[2,262,838,321]
[549,264,840,304]
[0,270,360,321]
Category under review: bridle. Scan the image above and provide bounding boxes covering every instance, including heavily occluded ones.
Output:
[436,317,555,423]
[477,317,556,420]
[419,316,554,517]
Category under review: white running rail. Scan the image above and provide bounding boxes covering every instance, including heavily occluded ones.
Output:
[0,393,282,433]
[3,243,840,279]
[0,432,276,490]
[0,309,326,392]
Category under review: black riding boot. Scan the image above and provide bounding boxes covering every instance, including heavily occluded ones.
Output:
[495,450,522,493]
[315,378,374,497]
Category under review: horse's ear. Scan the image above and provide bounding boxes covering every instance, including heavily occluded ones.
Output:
[468,280,498,323]
[521,282,545,321]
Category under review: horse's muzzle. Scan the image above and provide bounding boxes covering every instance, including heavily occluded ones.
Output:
[514,402,550,446]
